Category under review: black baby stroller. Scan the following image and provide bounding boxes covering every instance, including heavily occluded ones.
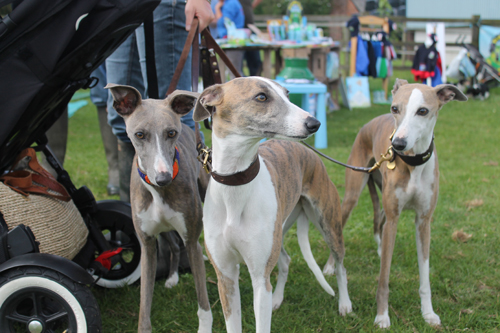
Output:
[0,0,160,331]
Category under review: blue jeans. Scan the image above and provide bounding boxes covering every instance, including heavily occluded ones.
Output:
[106,0,194,143]
[90,64,107,108]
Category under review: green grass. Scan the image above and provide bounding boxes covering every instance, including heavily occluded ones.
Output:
[66,75,500,332]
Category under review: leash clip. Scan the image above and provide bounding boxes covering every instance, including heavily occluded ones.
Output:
[368,146,394,173]
[198,147,212,174]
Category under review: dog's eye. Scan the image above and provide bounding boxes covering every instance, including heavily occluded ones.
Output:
[255,94,267,102]
[167,130,177,138]
[391,106,399,114]
[135,132,145,139]
[416,108,429,116]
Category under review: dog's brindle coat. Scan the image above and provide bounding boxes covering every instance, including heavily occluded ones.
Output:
[106,84,212,333]
[323,79,467,328]
[193,77,352,333]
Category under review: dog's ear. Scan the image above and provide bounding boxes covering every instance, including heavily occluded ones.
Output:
[105,84,142,117]
[193,85,223,122]
[434,84,468,104]
[391,78,408,96]
[167,90,200,116]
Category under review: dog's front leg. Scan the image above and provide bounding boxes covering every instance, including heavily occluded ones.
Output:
[415,213,441,326]
[374,196,400,328]
[206,248,242,333]
[249,271,273,333]
[185,239,213,333]
[138,233,157,333]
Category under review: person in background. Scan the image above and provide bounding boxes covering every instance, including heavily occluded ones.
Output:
[214,0,245,78]
[239,0,263,76]
[90,64,120,196]
[105,0,214,202]
[214,0,245,39]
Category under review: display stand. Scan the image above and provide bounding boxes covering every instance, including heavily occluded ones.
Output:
[349,15,390,100]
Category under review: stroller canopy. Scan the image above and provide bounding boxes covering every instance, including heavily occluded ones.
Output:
[0,0,159,172]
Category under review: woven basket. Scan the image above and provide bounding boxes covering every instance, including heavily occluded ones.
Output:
[0,151,89,260]
[0,182,88,259]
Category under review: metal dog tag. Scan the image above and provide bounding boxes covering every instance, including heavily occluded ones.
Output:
[387,161,396,170]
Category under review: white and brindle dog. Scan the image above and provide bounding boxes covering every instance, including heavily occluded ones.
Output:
[323,79,467,328]
[193,77,352,332]
[106,84,212,333]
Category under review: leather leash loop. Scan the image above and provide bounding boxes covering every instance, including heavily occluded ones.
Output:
[1,148,71,201]
[166,18,200,96]
[167,18,244,177]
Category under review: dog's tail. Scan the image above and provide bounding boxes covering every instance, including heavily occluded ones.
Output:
[297,213,336,297]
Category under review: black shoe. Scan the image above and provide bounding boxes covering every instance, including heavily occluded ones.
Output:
[107,184,120,196]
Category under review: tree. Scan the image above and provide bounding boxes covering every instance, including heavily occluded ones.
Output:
[329,0,348,40]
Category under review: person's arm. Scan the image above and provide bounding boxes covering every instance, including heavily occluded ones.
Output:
[185,0,215,31]
[252,0,263,9]
[214,0,223,21]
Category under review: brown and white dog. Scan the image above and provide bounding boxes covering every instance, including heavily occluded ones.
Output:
[193,77,352,333]
[323,79,467,328]
[106,84,212,333]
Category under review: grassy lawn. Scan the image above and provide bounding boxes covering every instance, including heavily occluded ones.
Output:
[66,73,500,332]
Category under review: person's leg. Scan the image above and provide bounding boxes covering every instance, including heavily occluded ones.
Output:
[96,106,120,195]
[244,50,262,76]
[136,0,198,132]
[106,34,145,143]
[90,66,120,196]
[105,34,144,202]
[41,108,68,176]
[225,50,244,79]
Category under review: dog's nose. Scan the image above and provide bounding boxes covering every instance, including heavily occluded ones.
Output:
[305,117,321,134]
[155,172,172,186]
[392,137,407,151]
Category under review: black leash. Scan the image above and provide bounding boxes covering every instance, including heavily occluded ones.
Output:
[144,12,159,99]
[301,142,374,173]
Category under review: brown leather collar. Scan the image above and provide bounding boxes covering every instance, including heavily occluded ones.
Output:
[211,155,260,186]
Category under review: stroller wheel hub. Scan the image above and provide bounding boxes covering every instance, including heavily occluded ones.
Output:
[28,320,44,333]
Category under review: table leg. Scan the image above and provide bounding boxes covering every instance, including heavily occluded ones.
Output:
[263,50,271,78]
[274,49,282,78]
[315,92,327,149]
[218,55,227,83]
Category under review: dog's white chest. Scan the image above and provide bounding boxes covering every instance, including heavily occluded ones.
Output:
[137,187,187,239]
[395,157,437,212]
[203,160,279,262]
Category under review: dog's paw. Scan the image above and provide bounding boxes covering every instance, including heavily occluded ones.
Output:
[423,312,441,326]
[197,324,212,333]
[338,299,353,316]
[272,294,283,310]
[322,263,336,276]
[197,307,213,333]
[164,272,179,289]
[374,313,391,328]
[374,234,382,257]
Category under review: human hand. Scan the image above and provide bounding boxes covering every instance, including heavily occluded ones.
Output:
[185,0,215,32]
[252,0,263,9]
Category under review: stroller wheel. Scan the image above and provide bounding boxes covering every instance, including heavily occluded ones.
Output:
[92,200,141,288]
[0,266,101,333]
